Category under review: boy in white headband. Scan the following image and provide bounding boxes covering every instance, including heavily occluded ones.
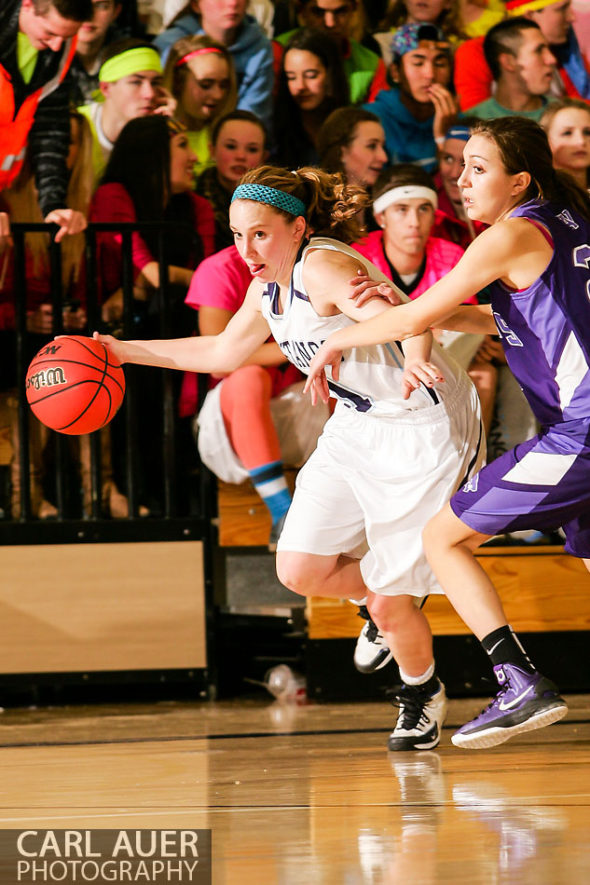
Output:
[79,38,174,183]
[353,164,487,443]
[354,165,467,307]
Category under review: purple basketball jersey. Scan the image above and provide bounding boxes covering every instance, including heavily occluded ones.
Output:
[451,200,590,556]
[488,200,590,427]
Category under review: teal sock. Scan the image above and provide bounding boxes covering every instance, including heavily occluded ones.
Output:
[249,461,291,525]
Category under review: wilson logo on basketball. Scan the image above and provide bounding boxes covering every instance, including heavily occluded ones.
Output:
[26,367,67,390]
[25,335,125,434]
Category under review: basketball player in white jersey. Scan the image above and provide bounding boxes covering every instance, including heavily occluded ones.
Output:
[95,164,484,751]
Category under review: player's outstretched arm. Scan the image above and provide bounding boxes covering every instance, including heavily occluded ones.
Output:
[304,223,525,392]
[94,282,271,374]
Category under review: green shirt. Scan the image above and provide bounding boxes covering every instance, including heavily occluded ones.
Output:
[275,29,381,105]
[188,127,214,178]
[469,96,550,123]
[17,31,38,84]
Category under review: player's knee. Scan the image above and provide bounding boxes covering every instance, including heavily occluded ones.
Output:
[276,553,322,596]
[367,594,414,635]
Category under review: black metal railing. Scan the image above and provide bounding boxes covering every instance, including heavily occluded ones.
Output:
[2,221,214,533]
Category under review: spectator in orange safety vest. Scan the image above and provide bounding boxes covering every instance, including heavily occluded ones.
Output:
[0,0,93,245]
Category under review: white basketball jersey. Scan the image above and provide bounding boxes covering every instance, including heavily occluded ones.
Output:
[260,236,464,418]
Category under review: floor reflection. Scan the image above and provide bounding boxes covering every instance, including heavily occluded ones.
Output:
[452,779,567,879]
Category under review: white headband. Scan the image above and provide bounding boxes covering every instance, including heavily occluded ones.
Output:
[373,185,438,216]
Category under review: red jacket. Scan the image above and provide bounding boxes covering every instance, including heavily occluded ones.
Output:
[89,183,215,298]
[454,36,590,111]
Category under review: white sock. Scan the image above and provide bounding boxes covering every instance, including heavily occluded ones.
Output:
[400,661,435,686]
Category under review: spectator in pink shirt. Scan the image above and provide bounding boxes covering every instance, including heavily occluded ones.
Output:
[184,245,329,549]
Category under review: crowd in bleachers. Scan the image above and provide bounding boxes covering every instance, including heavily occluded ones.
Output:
[0,0,589,528]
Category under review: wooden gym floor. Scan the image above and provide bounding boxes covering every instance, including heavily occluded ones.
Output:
[0,693,588,883]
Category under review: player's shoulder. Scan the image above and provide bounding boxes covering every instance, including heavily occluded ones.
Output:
[303,244,365,282]
[466,216,537,256]
[244,277,267,307]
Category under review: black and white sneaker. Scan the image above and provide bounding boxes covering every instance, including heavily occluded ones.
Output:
[353,605,393,673]
[388,678,447,751]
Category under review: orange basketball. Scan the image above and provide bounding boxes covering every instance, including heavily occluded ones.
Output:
[25,336,125,435]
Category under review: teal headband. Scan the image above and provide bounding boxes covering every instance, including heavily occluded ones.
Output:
[231,183,306,217]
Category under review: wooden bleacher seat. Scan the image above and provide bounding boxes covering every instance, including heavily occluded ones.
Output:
[216,470,298,547]
[307,545,590,638]
[215,476,590,636]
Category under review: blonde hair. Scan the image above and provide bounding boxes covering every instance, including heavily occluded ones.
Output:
[238,165,369,244]
[163,35,237,130]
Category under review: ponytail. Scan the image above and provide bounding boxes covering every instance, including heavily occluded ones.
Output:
[546,169,590,222]
[296,167,368,243]
[237,165,369,244]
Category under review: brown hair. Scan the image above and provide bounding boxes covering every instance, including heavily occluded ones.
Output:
[472,117,590,221]
[236,165,369,244]
[100,37,155,65]
[162,36,237,129]
[483,17,539,81]
[33,0,92,21]
[317,107,382,177]
[210,109,268,149]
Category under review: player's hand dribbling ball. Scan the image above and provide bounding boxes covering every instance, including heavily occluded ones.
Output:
[25,336,125,435]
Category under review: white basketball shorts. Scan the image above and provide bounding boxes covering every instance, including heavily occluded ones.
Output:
[277,373,485,597]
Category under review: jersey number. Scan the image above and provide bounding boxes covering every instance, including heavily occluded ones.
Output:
[492,312,523,347]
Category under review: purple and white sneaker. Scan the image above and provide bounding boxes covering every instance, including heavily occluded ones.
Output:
[452,663,568,749]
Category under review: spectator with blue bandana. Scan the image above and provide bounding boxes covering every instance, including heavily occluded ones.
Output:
[433,121,487,249]
[364,22,458,173]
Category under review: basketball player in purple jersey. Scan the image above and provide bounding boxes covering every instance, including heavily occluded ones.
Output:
[305,116,590,749]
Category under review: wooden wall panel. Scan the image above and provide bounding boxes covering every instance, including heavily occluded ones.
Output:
[0,541,206,673]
